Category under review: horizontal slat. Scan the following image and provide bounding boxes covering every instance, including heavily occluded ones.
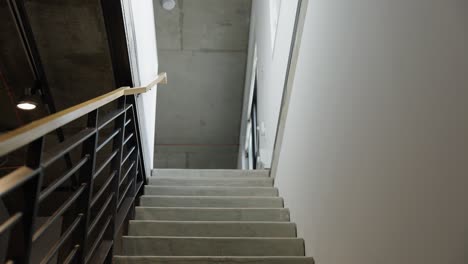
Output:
[87,240,113,264]
[0,212,22,237]
[41,214,82,264]
[94,149,119,179]
[33,184,86,242]
[91,170,117,208]
[123,133,134,145]
[88,193,114,236]
[0,166,36,198]
[124,118,132,127]
[42,128,95,167]
[120,161,135,187]
[86,215,112,263]
[122,146,136,165]
[96,129,121,152]
[98,108,125,130]
[39,156,89,202]
[115,197,133,237]
[136,180,144,195]
[63,245,80,264]
[118,178,134,208]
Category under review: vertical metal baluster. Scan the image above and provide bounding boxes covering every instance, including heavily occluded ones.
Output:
[107,97,126,259]
[19,138,44,264]
[126,94,147,186]
[73,109,99,263]
[128,104,138,199]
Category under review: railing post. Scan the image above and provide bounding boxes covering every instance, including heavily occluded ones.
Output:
[72,109,99,263]
[20,138,44,264]
[126,94,147,187]
[108,97,126,256]
[126,98,139,199]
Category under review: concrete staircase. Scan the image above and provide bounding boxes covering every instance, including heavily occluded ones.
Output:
[114,169,314,264]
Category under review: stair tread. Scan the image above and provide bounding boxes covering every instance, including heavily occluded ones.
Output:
[140,196,284,208]
[149,177,273,187]
[135,207,290,221]
[144,186,278,196]
[152,169,270,178]
[145,186,277,189]
[129,220,293,223]
[114,256,314,264]
[141,195,282,198]
[122,236,305,256]
[128,221,297,237]
[150,177,270,180]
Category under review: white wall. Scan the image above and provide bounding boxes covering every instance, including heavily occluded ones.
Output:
[274,0,468,263]
[124,0,159,176]
[238,0,299,168]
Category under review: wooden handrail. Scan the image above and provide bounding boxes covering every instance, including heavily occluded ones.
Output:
[0,72,167,157]
[124,72,167,95]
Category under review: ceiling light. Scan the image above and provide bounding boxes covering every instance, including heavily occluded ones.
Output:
[161,0,176,11]
[17,96,38,110]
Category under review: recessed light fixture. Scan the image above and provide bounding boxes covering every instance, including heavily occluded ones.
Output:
[17,84,39,111]
[161,0,176,11]
[17,96,38,110]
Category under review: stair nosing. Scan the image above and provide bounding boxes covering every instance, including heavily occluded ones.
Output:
[141,195,282,199]
[114,256,311,258]
[145,186,278,189]
[123,236,304,240]
[149,177,272,180]
[129,220,294,224]
[136,206,289,209]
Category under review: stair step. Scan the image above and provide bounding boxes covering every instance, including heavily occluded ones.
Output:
[114,256,315,264]
[128,221,296,237]
[144,186,279,196]
[152,169,270,178]
[135,207,290,221]
[140,196,283,208]
[148,177,273,187]
[121,237,305,256]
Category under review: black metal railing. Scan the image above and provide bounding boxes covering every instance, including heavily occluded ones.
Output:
[0,92,148,264]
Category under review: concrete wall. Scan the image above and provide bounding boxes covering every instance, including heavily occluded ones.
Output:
[23,0,115,109]
[238,0,299,168]
[153,0,251,169]
[274,0,468,263]
[155,145,238,169]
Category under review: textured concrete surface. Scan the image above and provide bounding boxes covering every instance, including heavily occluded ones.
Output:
[122,237,305,256]
[0,0,115,131]
[154,0,251,168]
[152,169,270,177]
[144,186,279,196]
[140,196,283,208]
[156,51,245,145]
[135,207,291,221]
[25,0,115,111]
[128,221,296,237]
[155,145,239,169]
[149,177,273,187]
[150,177,273,187]
[114,256,315,264]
